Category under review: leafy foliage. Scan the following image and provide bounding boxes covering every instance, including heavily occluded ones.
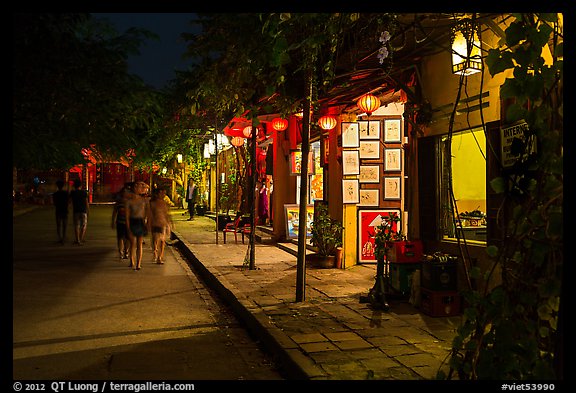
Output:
[446,13,563,380]
[373,212,405,261]
[13,13,164,170]
[310,204,343,257]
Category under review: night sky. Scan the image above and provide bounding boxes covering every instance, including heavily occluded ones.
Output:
[92,13,199,89]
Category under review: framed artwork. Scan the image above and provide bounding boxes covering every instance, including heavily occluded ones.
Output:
[384,148,402,171]
[342,150,360,175]
[341,122,360,148]
[289,150,315,175]
[342,179,360,204]
[359,165,380,183]
[358,120,381,140]
[359,141,380,159]
[284,204,314,239]
[358,209,401,263]
[383,176,402,200]
[359,189,379,206]
[384,118,402,143]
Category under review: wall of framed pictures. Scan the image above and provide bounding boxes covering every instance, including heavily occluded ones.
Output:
[339,116,404,211]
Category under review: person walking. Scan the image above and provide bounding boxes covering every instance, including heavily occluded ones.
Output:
[111,185,131,259]
[149,187,172,264]
[185,178,197,221]
[52,179,69,244]
[125,181,151,270]
[69,179,89,245]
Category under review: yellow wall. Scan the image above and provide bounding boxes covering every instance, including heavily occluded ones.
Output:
[451,129,486,213]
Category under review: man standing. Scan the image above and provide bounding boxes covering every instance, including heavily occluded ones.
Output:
[52,180,69,244]
[185,178,197,221]
[70,179,89,245]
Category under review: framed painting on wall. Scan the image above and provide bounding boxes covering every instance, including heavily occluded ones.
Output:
[342,179,360,204]
[342,150,360,175]
[359,165,380,183]
[358,120,381,140]
[358,209,401,263]
[383,176,402,200]
[289,150,315,175]
[341,122,360,148]
[384,118,402,143]
[359,141,380,159]
[284,204,314,239]
[359,189,379,206]
[384,148,402,171]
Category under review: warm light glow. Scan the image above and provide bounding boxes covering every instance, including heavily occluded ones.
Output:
[271,117,289,131]
[176,154,183,164]
[318,115,337,131]
[243,126,253,137]
[231,136,245,147]
[451,20,482,76]
[356,94,381,115]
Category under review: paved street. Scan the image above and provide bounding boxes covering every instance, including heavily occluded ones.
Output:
[12,204,284,380]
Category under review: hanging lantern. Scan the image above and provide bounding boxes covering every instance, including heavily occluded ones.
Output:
[451,19,482,76]
[242,126,253,138]
[356,94,381,116]
[318,115,337,131]
[271,117,289,131]
[230,136,245,147]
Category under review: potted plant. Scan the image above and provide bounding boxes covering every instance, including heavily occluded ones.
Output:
[308,204,343,268]
[374,212,405,262]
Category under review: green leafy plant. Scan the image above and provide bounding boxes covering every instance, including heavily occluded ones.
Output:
[310,204,343,257]
[445,13,563,380]
[373,212,405,261]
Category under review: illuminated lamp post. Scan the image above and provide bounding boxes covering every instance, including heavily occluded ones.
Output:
[451,19,482,76]
[356,94,381,138]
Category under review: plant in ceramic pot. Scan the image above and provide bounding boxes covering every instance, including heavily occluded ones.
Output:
[308,204,343,268]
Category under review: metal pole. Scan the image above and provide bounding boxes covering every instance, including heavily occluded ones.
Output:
[296,71,313,302]
[249,121,257,270]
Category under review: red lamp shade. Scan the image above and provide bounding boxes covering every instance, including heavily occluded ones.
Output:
[243,126,256,138]
[271,117,289,131]
[230,136,245,147]
[318,115,337,131]
[356,94,381,115]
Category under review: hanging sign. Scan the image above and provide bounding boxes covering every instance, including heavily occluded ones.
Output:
[500,121,536,168]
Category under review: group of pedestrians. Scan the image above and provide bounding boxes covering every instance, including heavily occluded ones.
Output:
[52,179,173,271]
[111,181,173,271]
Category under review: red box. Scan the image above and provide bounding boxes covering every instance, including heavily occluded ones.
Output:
[420,288,461,317]
[386,240,423,263]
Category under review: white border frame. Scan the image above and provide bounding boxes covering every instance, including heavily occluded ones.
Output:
[383,176,402,200]
[341,122,360,148]
[359,189,379,206]
[384,148,402,171]
[384,118,402,143]
[342,179,360,204]
[359,141,380,159]
[359,165,380,183]
[358,120,381,140]
[342,150,360,175]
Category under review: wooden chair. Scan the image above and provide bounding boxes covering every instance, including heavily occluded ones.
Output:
[223,215,242,244]
[241,223,252,244]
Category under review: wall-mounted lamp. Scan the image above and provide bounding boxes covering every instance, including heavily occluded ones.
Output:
[451,19,482,76]
[176,154,183,164]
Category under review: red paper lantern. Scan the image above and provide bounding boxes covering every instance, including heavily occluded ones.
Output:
[242,126,253,138]
[318,115,337,131]
[356,94,381,115]
[271,117,289,131]
[230,136,245,147]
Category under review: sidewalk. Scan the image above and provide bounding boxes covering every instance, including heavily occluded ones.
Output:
[169,210,462,380]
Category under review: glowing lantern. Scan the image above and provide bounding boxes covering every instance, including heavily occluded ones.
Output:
[271,117,289,131]
[242,126,253,138]
[230,137,244,147]
[318,115,337,131]
[356,94,381,115]
[451,19,482,76]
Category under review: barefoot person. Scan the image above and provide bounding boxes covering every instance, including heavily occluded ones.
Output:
[125,181,151,270]
[149,187,172,264]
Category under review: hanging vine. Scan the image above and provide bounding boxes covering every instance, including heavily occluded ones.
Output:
[444,13,563,380]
